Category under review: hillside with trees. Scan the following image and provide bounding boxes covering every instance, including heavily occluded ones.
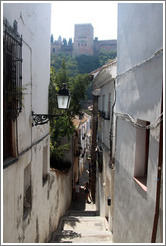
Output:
[51,50,117,99]
[49,50,117,171]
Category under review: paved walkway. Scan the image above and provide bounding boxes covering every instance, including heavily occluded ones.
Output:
[49,160,113,243]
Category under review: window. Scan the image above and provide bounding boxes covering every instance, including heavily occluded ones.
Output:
[97,146,103,173]
[3,19,22,161]
[102,95,109,119]
[108,93,111,117]
[23,164,32,220]
[53,47,55,53]
[134,119,150,191]
[102,95,105,112]
[43,146,49,186]
[3,19,23,120]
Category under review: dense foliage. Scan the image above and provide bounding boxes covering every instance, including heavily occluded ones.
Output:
[50,49,117,75]
[50,50,117,100]
[49,60,91,170]
[49,50,117,170]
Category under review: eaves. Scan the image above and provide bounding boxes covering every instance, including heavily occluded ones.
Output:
[93,59,117,88]
[94,68,114,88]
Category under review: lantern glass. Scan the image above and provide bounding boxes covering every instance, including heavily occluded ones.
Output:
[57,95,69,109]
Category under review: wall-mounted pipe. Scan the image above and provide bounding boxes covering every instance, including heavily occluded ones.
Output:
[151,86,163,243]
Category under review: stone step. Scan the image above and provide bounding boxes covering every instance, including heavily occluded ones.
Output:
[67,210,98,216]
[57,216,109,233]
[50,230,113,243]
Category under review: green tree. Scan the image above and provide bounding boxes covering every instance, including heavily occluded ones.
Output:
[49,60,91,171]
[99,49,117,66]
[49,63,73,170]
[49,66,58,114]
[76,55,100,74]
[50,51,117,115]
[63,38,67,46]
[68,74,91,116]
[68,38,72,46]
[51,34,54,43]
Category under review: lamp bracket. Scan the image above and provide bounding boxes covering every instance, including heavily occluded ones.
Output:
[32,111,63,126]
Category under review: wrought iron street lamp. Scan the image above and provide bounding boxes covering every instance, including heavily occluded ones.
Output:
[32,83,70,126]
[57,83,71,109]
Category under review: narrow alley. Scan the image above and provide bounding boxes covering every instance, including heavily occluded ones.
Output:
[49,161,113,243]
[3,3,163,244]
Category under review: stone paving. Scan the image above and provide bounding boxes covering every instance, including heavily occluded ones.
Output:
[49,160,113,243]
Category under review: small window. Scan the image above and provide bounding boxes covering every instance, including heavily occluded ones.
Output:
[102,95,105,112]
[23,164,32,220]
[53,47,55,53]
[97,147,103,173]
[43,146,49,186]
[108,93,111,115]
[134,119,150,191]
[101,95,105,119]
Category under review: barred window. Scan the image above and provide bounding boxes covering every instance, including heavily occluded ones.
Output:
[3,19,22,160]
[3,18,22,121]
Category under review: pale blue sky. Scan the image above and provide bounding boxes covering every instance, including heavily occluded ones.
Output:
[51,1,117,42]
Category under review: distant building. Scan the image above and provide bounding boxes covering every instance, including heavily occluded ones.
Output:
[98,39,117,52]
[51,23,117,57]
[73,23,94,56]
[51,40,62,55]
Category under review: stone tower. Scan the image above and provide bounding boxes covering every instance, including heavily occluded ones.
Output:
[73,23,94,57]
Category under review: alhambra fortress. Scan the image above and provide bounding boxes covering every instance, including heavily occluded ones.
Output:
[51,23,117,57]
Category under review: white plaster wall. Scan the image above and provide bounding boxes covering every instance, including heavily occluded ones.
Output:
[94,63,116,233]
[113,3,163,243]
[117,3,163,75]
[116,56,163,124]
[114,120,157,243]
[98,80,115,148]
[3,3,50,151]
[3,3,73,243]
[3,135,72,243]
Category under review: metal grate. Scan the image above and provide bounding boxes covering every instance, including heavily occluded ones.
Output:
[3,18,23,120]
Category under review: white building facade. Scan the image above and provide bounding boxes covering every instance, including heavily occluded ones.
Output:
[113,3,163,243]
[3,3,72,243]
[78,114,91,175]
[91,60,117,232]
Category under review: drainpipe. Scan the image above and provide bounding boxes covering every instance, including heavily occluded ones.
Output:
[151,89,163,243]
[109,79,116,167]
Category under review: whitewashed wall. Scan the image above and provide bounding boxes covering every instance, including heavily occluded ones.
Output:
[93,61,117,233]
[3,3,72,243]
[113,3,163,243]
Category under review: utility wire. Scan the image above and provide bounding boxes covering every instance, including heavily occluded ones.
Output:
[115,111,163,129]
[114,48,163,130]
[117,48,163,79]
